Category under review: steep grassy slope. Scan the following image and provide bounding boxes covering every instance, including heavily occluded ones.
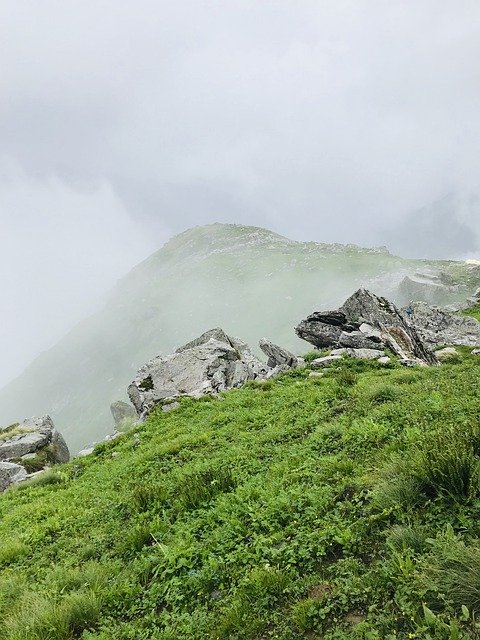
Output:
[0,223,478,452]
[1,353,480,639]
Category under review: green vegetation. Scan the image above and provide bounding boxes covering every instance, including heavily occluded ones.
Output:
[464,304,480,322]
[1,352,480,638]
[0,424,26,442]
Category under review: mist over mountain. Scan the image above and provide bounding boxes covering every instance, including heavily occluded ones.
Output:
[385,193,480,260]
[1,222,478,453]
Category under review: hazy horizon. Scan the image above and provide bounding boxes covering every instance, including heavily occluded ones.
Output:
[1,1,480,388]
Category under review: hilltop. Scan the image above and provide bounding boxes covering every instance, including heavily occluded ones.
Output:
[1,223,479,452]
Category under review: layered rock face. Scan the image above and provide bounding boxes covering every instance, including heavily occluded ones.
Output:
[0,416,69,491]
[296,288,438,365]
[128,329,266,418]
[128,328,300,419]
[408,302,480,348]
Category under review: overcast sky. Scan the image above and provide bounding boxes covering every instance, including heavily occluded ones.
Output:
[1,0,480,386]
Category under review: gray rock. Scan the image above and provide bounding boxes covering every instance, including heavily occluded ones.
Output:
[77,447,95,457]
[259,338,298,368]
[265,364,291,379]
[104,431,122,441]
[472,348,480,355]
[348,348,386,360]
[296,288,437,366]
[0,416,69,464]
[311,355,343,368]
[435,347,459,360]
[0,462,27,491]
[398,274,453,306]
[331,347,385,359]
[162,401,180,412]
[399,359,423,367]
[377,356,391,365]
[406,302,480,348]
[128,329,268,418]
[309,371,324,377]
[110,401,136,428]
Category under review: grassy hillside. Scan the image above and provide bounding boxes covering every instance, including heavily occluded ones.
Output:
[1,223,478,453]
[1,352,480,638]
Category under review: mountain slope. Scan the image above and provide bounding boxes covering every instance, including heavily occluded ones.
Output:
[0,223,478,452]
[1,354,480,638]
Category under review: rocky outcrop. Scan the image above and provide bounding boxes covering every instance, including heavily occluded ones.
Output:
[128,328,271,419]
[0,416,69,491]
[296,288,438,365]
[406,302,480,348]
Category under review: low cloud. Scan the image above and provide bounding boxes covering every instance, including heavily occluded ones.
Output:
[1,0,480,383]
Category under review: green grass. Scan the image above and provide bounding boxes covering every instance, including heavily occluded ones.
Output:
[1,355,480,638]
[464,304,480,322]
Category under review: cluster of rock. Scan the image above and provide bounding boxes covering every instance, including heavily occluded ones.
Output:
[295,288,438,366]
[0,416,69,492]
[4,288,480,470]
[128,328,300,419]
[124,288,480,420]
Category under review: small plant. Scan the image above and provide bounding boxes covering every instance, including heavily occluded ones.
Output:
[176,466,235,511]
[414,437,480,502]
[387,525,428,554]
[366,382,399,404]
[10,469,63,492]
[420,534,480,616]
[334,368,358,387]
[303,351,322,364]
[132,483,169,512]
[0,540,29,566]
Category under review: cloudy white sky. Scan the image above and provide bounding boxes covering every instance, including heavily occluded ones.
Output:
[1,0,480,386]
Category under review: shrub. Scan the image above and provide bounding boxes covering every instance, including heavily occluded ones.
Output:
[419,531,480,616]
[414,437,480,502]
[303,351,322,364]
[387,525,428,554]
[373,457,425,511]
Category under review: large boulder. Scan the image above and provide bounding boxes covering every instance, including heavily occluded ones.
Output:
[407,302,480,348]
[128,328,269,418]
[110,401,137,428]
[0,416,69,464]
[0,416,69,491]
[398,273,454,306]
[296,288,438,365]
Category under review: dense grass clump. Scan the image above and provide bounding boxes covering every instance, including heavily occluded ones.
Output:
[0,351,480,638]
